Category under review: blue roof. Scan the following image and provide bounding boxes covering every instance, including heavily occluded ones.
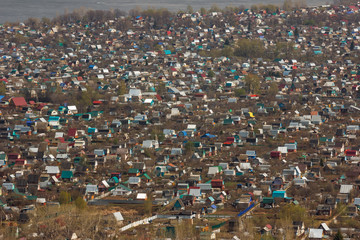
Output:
[201,133,217,138]
[179,131,187,136]
[48,116,60,121]
[272,190,286,198]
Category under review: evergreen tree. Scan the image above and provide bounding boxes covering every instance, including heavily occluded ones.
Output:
[294,27,299,38]
[350,41,355,51]
[334,229,343,240]
[0,82,6,95]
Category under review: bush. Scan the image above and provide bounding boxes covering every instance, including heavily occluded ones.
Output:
[235,88,247,97]
[74,197,87,210]
[234,39,265,58]
[59,192,71,205]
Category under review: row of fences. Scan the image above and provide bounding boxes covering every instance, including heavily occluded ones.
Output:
[119,215,158,232]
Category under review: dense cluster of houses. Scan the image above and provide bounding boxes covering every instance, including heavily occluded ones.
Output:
[1,1,360,239]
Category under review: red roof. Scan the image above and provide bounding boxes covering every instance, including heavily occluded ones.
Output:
[155,94,162,101]
[211,179,223,183]
[11,97,27,107]
[37,103,47,110]
[265,224,272,230]
[349,5,358,10]
[68,128,77,137]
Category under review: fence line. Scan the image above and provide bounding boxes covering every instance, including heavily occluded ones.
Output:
[201,215,232,218]
[237,203,255,217]
[119,215,158,232]
[120,202,256,233]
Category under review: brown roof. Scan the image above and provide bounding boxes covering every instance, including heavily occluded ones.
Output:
[11,97,27,107]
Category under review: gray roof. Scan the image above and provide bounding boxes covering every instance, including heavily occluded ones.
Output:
[113,212,124,221]
[354,198,360,205]
[308,228,323,238]
[340,184,353,194]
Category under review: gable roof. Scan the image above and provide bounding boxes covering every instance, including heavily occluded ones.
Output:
[308,228,323,238]
[189,187,201,197]
[113,212,124,221]
[68,128,77,137]
[61,171,73,179]
[45,166,60,174]
[340,184,353,194]
[11,97,27,107]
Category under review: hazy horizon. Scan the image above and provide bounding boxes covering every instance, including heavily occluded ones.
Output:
[1,0,330,24]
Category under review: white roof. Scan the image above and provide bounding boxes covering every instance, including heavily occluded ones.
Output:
[208,166,219,175]
[102,180,110,188]
[340,184,353,194]
[311,115,322,122]
[277,147,288,154]
[36,198,46,203]
[45,166,60,174]
[320,223,330,231]
[189,188,201,197]
[240,162,252,170]
[142,140,158,148]
[129,89,142,97]
[187,124,196,130]
[55,132,64,138]
[113,211,124,221]
[136,193,147,200]
[29,147,38,153]
[144,99,153,103]
[308,229,323,238]
[52,176,60,183]
[68,105,77,110]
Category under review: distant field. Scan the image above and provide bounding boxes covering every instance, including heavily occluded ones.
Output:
[1,0,329,23]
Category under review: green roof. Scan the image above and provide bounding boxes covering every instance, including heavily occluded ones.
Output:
[140,173,151,180]
[61,171,73,179]
[223,119,234,125]
[26,195,38,200]
[14,188,26,196]
[262,197,274,204]
[128,168,139,174]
